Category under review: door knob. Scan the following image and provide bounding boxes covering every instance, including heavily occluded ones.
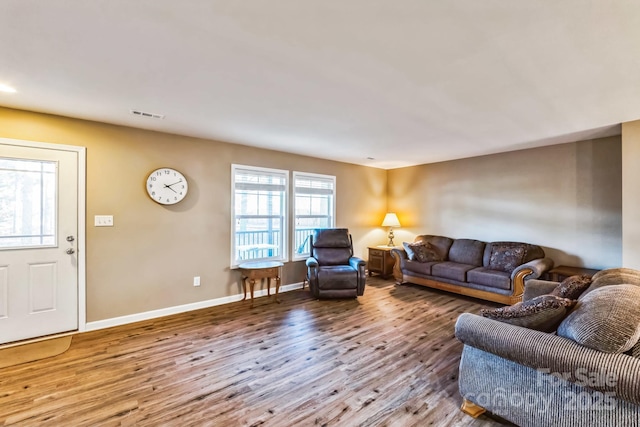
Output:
[66,235,75,242]
[66,248,75,255]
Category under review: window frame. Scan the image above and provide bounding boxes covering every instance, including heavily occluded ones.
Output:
[291,171,336,261]
[231,164,289,268]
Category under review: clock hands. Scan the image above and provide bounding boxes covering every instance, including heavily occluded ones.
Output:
[163,184,177,193]
[163,179,183,193]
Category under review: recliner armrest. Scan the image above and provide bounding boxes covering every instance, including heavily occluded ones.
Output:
[306,257,319,268]
[349,256,365,270]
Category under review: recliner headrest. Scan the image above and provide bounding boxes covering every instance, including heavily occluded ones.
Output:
[312,228,351,248]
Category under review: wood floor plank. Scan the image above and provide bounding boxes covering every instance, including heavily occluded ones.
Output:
[0,277,509,426]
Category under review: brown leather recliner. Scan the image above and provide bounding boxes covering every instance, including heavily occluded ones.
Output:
[306,228,366,298]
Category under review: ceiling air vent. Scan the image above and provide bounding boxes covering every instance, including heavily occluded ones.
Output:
[130,109,165,119]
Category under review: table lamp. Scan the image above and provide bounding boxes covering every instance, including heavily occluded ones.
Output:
[381,213,401,246]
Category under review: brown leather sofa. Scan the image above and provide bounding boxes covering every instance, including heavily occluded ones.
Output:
[306,228,366,298]
[391,235,553,304]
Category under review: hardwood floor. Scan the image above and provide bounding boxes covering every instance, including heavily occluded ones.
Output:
[0,277,509,426]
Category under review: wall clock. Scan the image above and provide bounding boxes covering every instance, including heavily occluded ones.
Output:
[146,167,189,205]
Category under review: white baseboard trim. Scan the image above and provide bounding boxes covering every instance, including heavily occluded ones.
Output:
[85,282,305,332]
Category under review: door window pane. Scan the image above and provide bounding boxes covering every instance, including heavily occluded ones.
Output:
[0,158,57,249]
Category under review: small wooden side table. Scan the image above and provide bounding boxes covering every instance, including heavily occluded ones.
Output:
[368,246,397,278]
[238,261,284,308]
[546,265,600,282]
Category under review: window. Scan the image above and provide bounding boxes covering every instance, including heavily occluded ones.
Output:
[292,172,335,260]
[0,158,57,249]
[232,165,288,266]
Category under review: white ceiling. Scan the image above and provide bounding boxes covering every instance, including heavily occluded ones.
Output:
[1,1,637,169]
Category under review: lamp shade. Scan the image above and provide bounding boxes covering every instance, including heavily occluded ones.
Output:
[381,213,401,228]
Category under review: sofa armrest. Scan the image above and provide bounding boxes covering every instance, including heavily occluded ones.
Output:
[511,257,554,281]
[523,278,560,301]
[390,248,408,284]
[455,313,640,405]
[390,247,407,261]
[390,248,407,271]
[506,257,554,302]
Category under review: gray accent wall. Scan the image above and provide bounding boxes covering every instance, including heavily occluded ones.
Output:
[388,136,622,270]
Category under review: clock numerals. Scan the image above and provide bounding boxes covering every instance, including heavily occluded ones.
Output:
[146,168,189,205]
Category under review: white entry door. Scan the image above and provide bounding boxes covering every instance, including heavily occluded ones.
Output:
[0,141,79,344]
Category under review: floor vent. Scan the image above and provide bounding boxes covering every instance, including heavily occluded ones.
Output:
[130,109,165,119]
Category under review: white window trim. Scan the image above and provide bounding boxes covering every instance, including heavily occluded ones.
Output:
[231,164,289,268]
[291,171,336,261]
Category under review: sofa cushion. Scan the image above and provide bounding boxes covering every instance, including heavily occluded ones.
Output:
[550,275,592,300]
[404,260,439,276]
[448,239,485,266]
[487,243,526,273]
[558,284,640,353]
[480,294,576,332]
[627,340,640,359]
[580,268,640,299]
[414,235,453,261]
[431,261,477,282]
[467,267,511,290]
[590,267,640,283]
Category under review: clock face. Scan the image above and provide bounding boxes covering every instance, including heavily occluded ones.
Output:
[146,168,189,205]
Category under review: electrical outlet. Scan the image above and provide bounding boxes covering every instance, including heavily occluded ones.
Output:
[94,215,114,227]
[193,276,200,287]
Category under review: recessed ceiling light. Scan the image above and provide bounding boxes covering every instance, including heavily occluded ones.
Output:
[366,157,375,160]
[0,83,17,93]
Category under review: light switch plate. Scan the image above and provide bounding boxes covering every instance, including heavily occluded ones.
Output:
[95,215,114,227]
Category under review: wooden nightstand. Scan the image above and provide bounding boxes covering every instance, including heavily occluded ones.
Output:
[545,265,600,282]
[368,246,396,278]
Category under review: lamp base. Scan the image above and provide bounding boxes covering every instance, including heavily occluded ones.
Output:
[387,229,395,247]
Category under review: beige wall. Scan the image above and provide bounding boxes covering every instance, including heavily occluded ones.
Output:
[1,105,627,324]
[622,120,640,269]
[0,107,387,322]
[387,137,622,269]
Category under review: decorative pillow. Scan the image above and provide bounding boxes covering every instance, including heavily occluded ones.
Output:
[403,241,417,261]
[550,275,592,300]
[557,284,640,353]
[488,245,526,273]
[481,294,576,332]
[412,242,443,263]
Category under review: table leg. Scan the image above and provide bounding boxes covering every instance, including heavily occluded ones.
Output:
[249,278,255,308]
[267,277,271,297]
[241,276,248,301]
[275,274,281,303]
